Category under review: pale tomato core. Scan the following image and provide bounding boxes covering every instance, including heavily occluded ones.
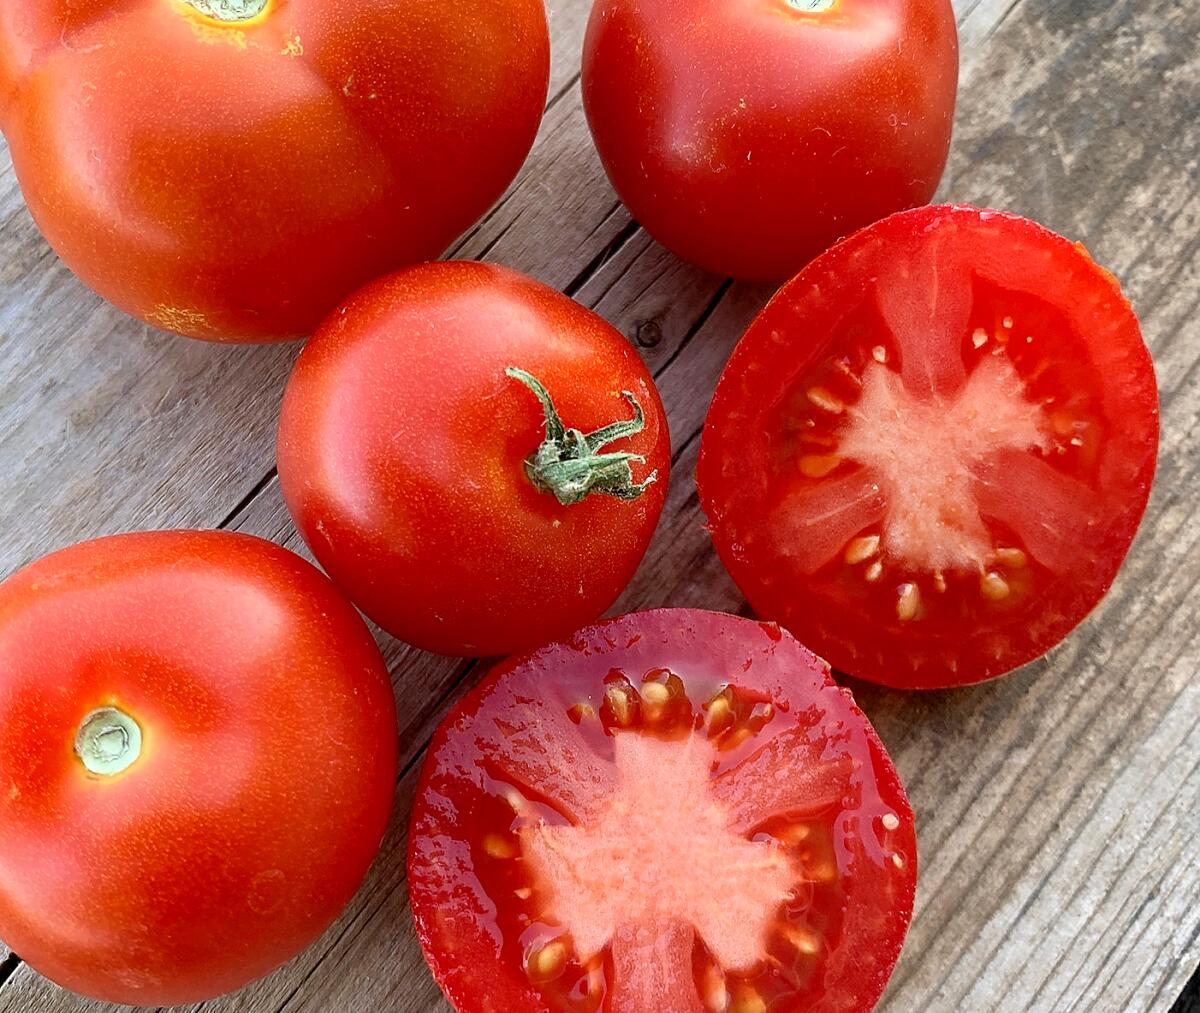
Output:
[522,731,795,972]
[839,357,1050,573]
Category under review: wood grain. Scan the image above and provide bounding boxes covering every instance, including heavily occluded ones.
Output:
[1,0,1197,1010]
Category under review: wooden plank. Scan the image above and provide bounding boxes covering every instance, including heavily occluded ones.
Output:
[2,0,1198,1011]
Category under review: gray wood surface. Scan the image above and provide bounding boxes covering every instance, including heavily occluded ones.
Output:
[1,0,1197,1010]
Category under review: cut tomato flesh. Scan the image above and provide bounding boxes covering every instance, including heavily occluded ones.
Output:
[408,610,916,1012]
[699,205,1159,687]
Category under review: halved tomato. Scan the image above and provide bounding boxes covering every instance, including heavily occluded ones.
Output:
[408,609,916,1011]
[697,205,1159,689]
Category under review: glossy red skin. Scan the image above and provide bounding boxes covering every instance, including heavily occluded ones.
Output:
[277,261,670,658]
[0,0,549,341]
[697,205,1160,688]
[408,608,917,1012]
[582,0,958,281]
[0,531,399,1005]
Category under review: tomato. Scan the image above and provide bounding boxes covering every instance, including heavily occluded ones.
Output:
[409,608,916,1011]
[698,205,1160,689]
[0,531,399,1005]
[0,0,548,342]
[277,261,670,658]
[581,0,958,281]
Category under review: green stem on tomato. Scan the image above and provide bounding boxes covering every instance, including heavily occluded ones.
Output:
[506,367,658,506]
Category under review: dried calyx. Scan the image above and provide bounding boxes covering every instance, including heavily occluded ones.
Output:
[507,367,657,506]
[180,0,270,24]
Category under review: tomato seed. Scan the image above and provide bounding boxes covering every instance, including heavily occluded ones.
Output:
[972,327,988,348]
[526,939,568,982]
[1003,315,1015,329]
[864,561,883,582]
[871,345,888,363]
[777,823,810,845]
[605,685,637,727]
[805,386,845,413]
[567,702,596,724]
[979,571,1011,601]
[515,886,532,900]
[730,985,767,1013]
[780,923,821,955]
[881,812,900,831]
[895,583,920,621]
[891,853,906,869]
[994,546,1027,568]
[933,569,947,593]
[484,834,517,859]
[844,534,881,565]
[641,681,671,705]
[799,453,841,477]
[701,964,728,1012]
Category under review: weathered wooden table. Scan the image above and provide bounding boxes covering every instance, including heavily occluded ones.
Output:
[1,0,1197,1009]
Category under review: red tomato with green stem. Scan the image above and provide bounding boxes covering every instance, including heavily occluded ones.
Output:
[277,261,670,658]
[0,531,399,1005]
[409,608,917,1011]
[0,0,549,341]
[582,0,959,281]
[698,205,1159,688]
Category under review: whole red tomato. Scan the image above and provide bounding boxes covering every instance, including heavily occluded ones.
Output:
[277,261,670,657]
[0,0,549,341]
[582,0,958,280]
[0,531,399,1005]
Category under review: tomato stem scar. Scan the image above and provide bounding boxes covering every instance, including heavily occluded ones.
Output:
[180,0,270,23]
[786,0,836,11]
[75,707,142,777]
[506,367,658,506]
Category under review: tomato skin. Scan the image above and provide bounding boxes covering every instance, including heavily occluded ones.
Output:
[0,0,549,342]
[0,531,399,1005]
[277,261,670,658]
[697,205,1160,688]
[582,0,958,281]
[409,608,917,1012]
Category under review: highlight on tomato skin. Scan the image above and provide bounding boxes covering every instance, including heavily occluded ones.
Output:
[408,608,917,1013]
[697,204,1160,690]
[0,531,399,1006]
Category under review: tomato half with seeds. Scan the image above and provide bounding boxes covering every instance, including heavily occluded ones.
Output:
[277,261,670,658]
[409,608,916,1011]
[0,531,398,1005]
[698,205,1159,689]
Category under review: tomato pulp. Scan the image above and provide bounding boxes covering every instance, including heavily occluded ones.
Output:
[698,205,1159,688]
[0,531,399,1004]
[582,0,958,281]
[409,609,916,1011]
[0,0,549,341]
[277,261,670,658]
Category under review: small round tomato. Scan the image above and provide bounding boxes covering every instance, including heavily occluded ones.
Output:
[277,261,670,658]
[698,205,1160,688]
[0,531,399,1005]
[409,608,916,1011]
[582,0,959,281]
[0,0,549,341]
